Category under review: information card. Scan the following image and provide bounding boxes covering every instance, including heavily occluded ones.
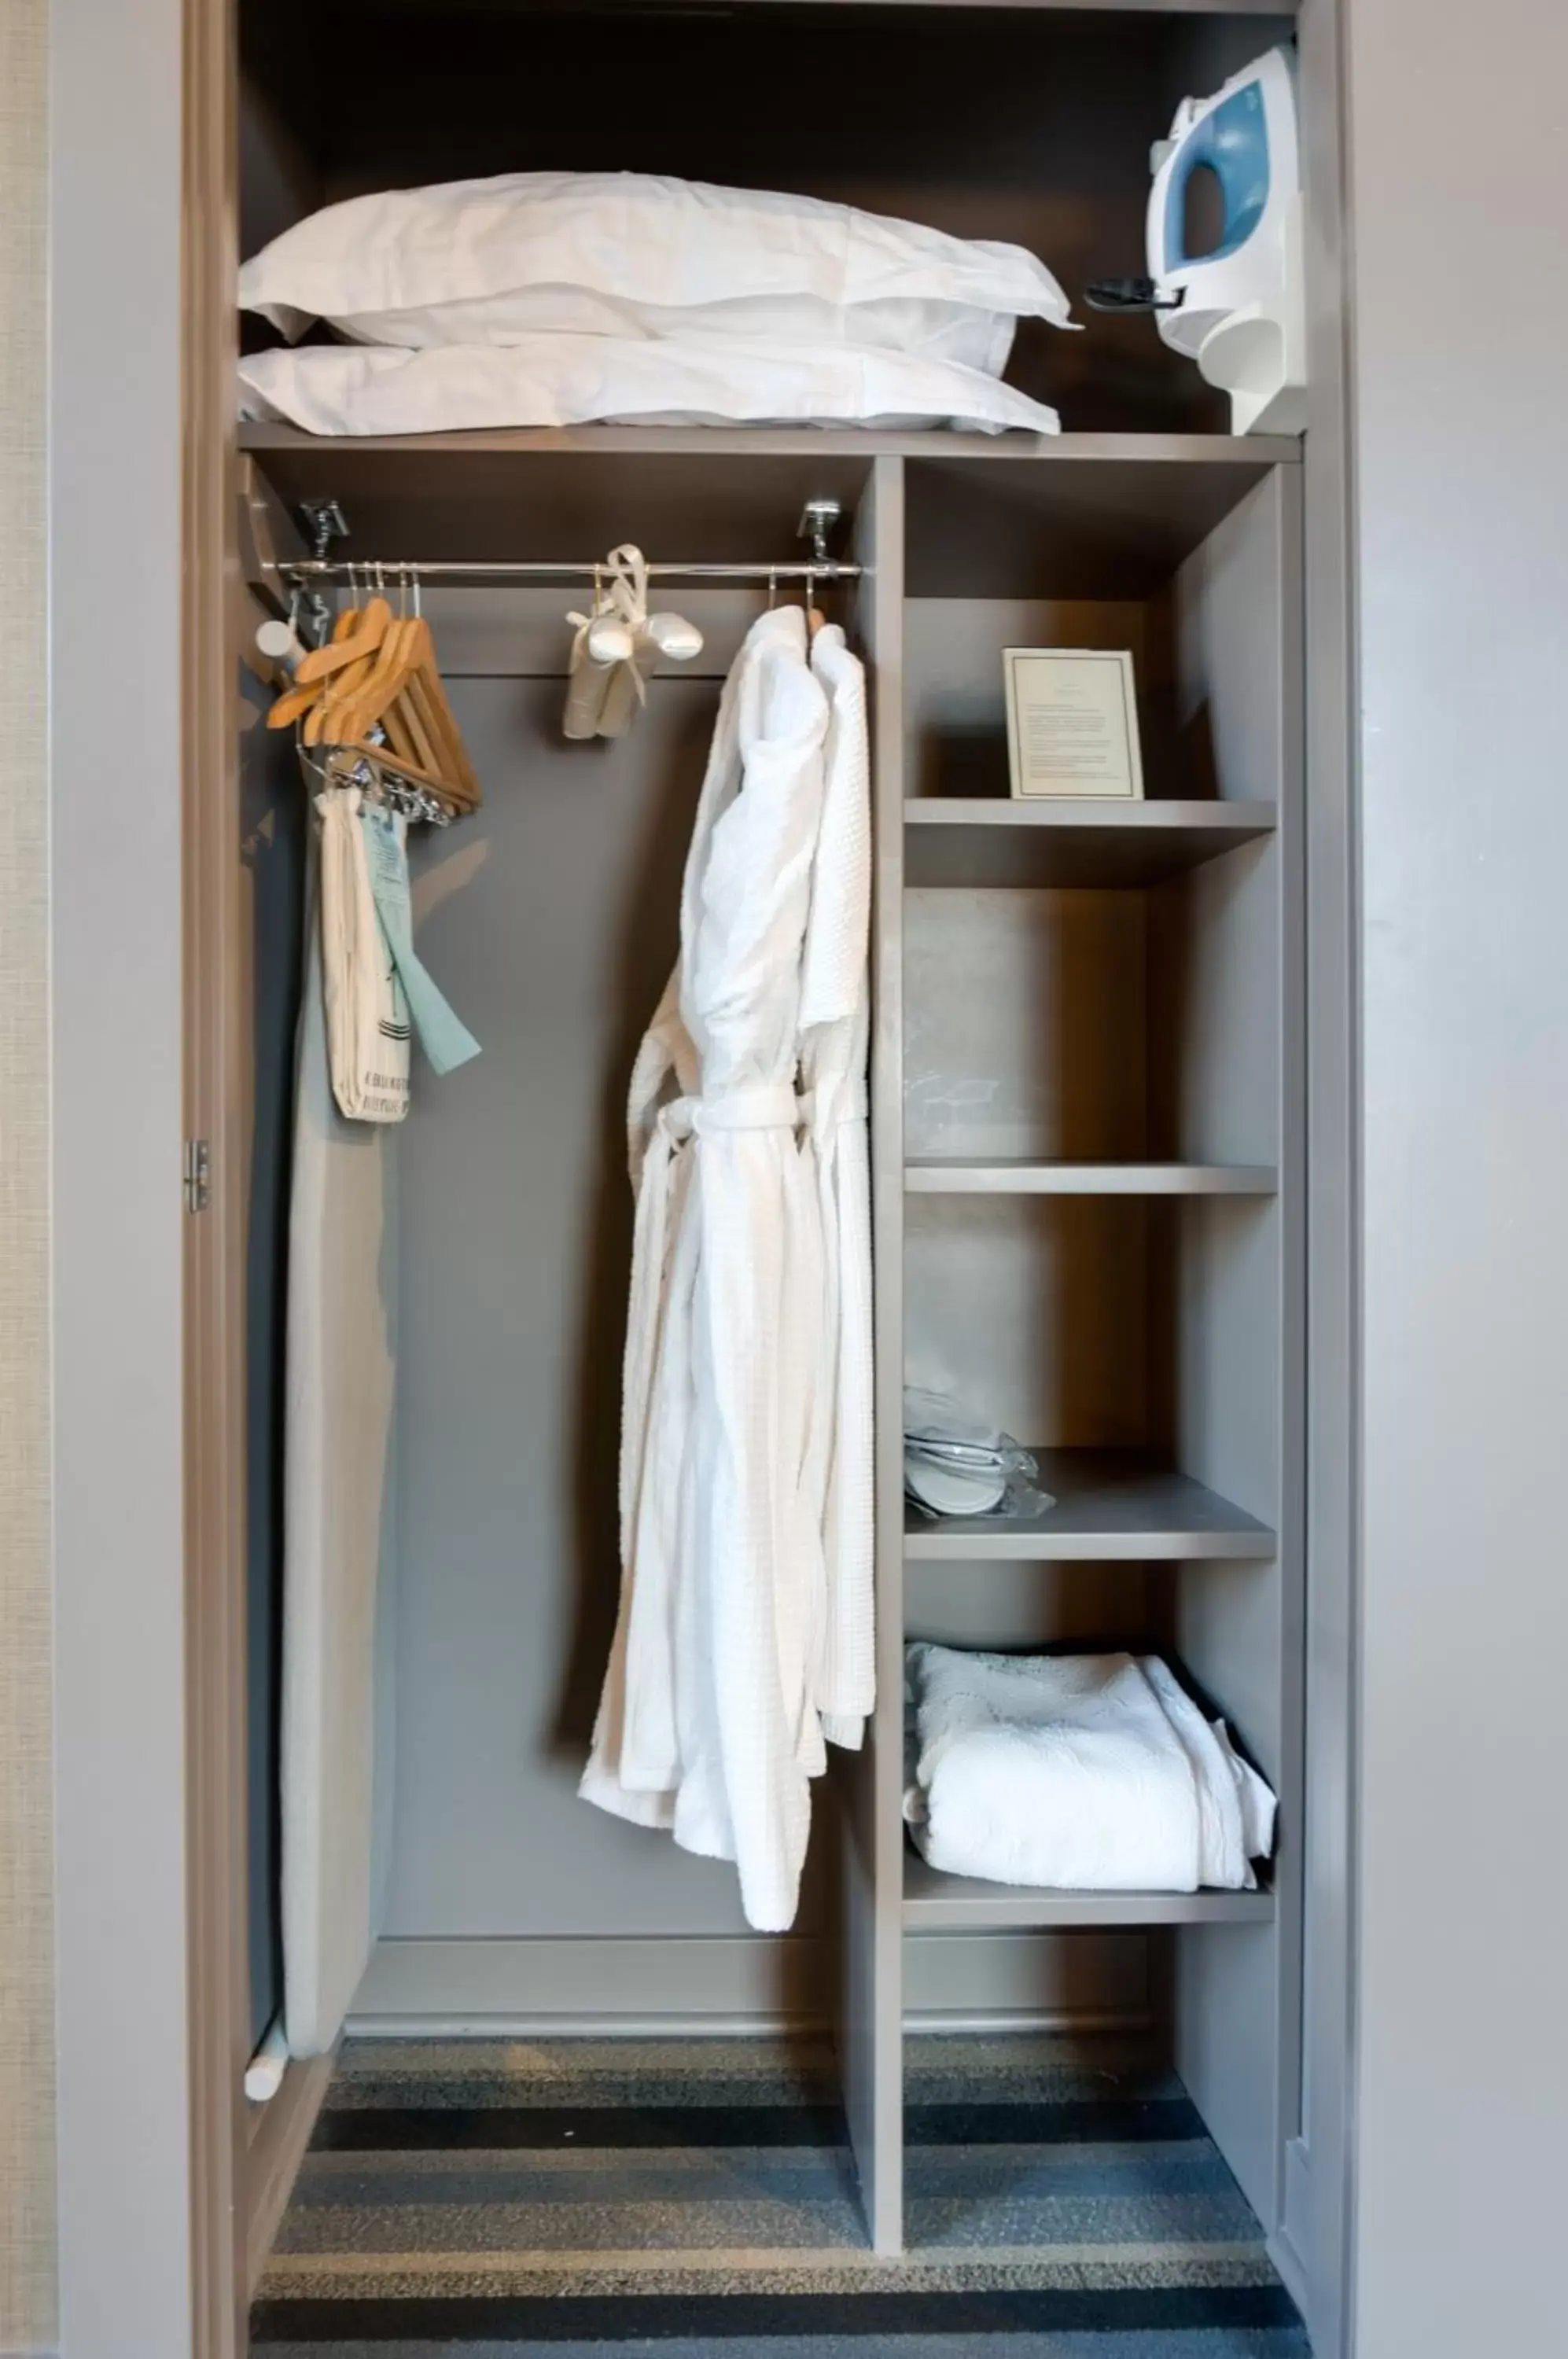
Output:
[1004,648,1144,801]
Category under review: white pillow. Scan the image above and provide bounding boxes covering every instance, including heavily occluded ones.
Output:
[312,289,1019,378]
[238,171,1074,371]
[237,335,1062,437]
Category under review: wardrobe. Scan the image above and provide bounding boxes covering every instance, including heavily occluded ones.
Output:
[212,0,1345,2332]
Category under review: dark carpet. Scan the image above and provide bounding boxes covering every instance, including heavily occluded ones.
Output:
[252,2033,1309,2354]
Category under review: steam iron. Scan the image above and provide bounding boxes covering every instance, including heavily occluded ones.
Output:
[1090,46,1305,434]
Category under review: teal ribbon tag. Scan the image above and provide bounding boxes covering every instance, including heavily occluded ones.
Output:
[360,806,481,1077]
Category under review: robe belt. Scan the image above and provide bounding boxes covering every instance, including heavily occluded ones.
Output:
[624,1072,853,1557]
[659,1083,802,1142]
[648,1080,865,1155]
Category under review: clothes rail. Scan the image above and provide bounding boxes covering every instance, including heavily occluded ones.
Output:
[282,559,864,585]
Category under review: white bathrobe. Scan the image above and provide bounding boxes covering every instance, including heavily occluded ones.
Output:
[582,606,831,1932]
[799,627,875,1751]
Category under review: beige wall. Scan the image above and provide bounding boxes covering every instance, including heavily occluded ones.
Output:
[0,0,57,2350]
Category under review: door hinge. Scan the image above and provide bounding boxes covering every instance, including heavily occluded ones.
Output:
[183,1139,212,1213]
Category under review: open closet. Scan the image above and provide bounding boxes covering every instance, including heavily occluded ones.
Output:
[211,0,1340,2339]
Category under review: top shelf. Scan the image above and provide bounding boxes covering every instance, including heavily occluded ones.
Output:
[662,4,1297,13]
[238,426,1299,466]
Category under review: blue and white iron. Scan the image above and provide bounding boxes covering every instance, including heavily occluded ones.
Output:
[1091,46,1305,433]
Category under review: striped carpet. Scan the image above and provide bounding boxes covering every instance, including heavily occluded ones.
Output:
[252,2033,1309,2354]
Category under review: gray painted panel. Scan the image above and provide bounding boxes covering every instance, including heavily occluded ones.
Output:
[1165,473,1286,806]
[904,1559,1154,1651]
[1162,1198,1282,1525]
[849,455,909,2256]
[1174,1923,1281,2224]
[904,1932,1150,2031]
[1176,1560,1285,1792]
[418,587,769,684]
[1161,1023,1293,2180]
[1296,0,1359,2344]
[906,1163,1276,1194]
[248,443,878,572]
[50,0,196,2347]
[906,1195,1150,1450]
[343,1929,1152,2038]
[904,1456,1275,1560]
[904,807,1279,891]
[661,2,1296,13]
[904,599,1150,802]
[245,427,1297,470]
[1154,458,1296,2264]
[904,457,1283,598]
[1346,3,1568,2352]
[904,886,1147,1162]
[1148,848,1281,1166]
[351,1935,833,2036]
[384,675,828,1941]
[905,1862,1275,1931]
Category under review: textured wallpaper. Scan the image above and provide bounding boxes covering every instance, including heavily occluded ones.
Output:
[0,0,57,2348]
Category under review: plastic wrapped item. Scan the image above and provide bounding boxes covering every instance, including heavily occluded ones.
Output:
[903,1387,1055,1521]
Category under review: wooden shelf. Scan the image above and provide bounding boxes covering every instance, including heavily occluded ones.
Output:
[905,1161,1276,1197]
[904,1853,1276,1931]
[238,425,1297,466]
[904,1451,1275,1561]
[904,799,1276,889]
[712,2,1297,14]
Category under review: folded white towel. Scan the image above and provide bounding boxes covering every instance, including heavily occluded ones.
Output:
[904,1644,1275,1893]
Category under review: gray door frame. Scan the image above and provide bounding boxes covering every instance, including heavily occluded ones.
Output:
[50,0,210,2350]
[1296,3,1360,2352]
[50,0,251,2350]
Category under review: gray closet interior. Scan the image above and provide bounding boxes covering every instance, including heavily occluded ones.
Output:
[237,0,1308,2273]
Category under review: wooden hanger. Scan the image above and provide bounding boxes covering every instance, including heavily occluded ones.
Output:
[405,626,483,808]
[337,739,458,801]
[268,601,359,731]
[306,606,410,747]
[269,579,396,734]
[290,594,393,684]
[334,613,422,746]
[338,614,482,813]
[267,578,482,815]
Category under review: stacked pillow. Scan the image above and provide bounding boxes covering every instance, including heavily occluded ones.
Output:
[238,171,1073,436]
